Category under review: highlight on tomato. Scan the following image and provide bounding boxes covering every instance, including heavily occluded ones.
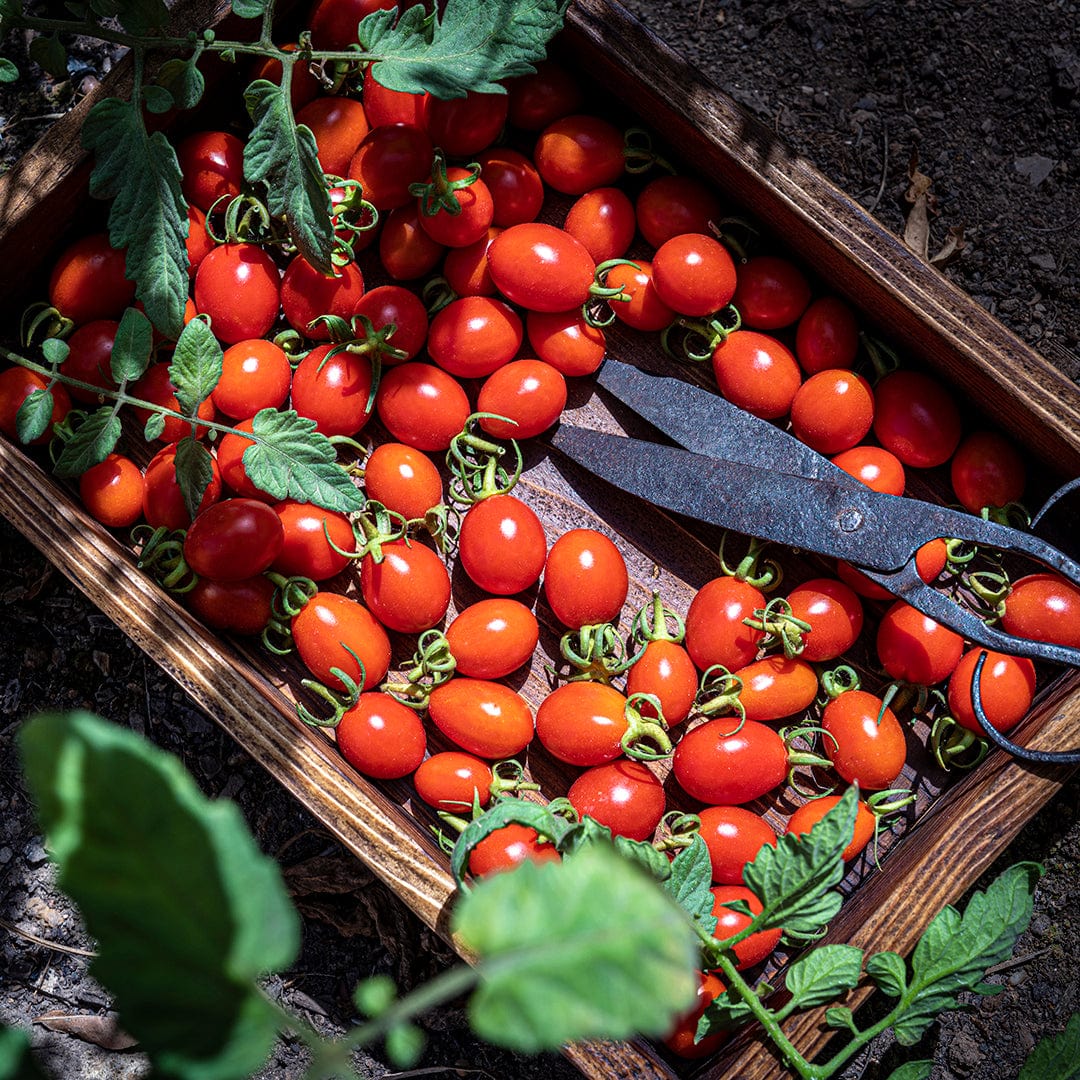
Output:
[697,805,778,884]
[335,692,427,780]
[946,648,1036,736]
[78,452,145,529]
[291,590,391,693]
[458,493,548,596]
[709,884,782,970]
[183,497,284,583]
[820,689,908,790]
[413,751,494,812]
[672,718,787,805]
[359,538,451,633]
[427,678,535,759]
[444,598,540,679]
[566,759,666,841]
[543,527,629,629]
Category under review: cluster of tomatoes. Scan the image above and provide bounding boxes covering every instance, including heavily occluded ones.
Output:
[6,0,1080,1060]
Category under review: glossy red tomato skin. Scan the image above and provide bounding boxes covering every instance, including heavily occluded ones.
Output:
[425,89,508,157]
[786,795,876,862]
[795,295,860,374]
[535,681,630,766]
[308,0,397,47]
[652,232,738,317]
[0,367,72,444]
[212,338,292,420]
[506,60,584,131]
[78,452,144,528]
[698,805,778,885]
[184,498,285,583]
[363,441,443,520]
[444,598,540,679]
[280,255,366,339]
[271,500,356,581]
[711,329,802,420]
[249,42,321,112]
[662,972,730,1060]
[947,648,1036,736]
[142,443,222,530]
[296,96,370,178]
[949,430,1026,514]
[351,284,429,363]
[291,591,391,692]
[672,718,787,805]
[731,656,818,722]
[533,113,626,194]
[635,173,724,249]
[731,254,812,330]
[872,369,962,468]
[290,343,374,437]
[335,692,427,780]
[194,242,281,346]
[563,185,636,263]
[348,122,435,211]
[417,167,494,248]
[361,70,428,127]
[487,222,597,313]
[48,232,134,325]
[458,494,548,596]
[375,362,471,451]
[684,576,764,674]
[131,362,216,443]
[426,296,522,378]
[626,639,698,726]
[360,538,450,633]
[476,147,545,227]
[443,227,501,297]
[830,444,906,496]
[176,130,245,212]
[378,202,446,280]
[467,823,560,878]
[428,678,535,759]
[605,259,676,332]
[526,308,606,377]
[821,690,908,790]
[59,319,118,403]
[785,577,864,663]
[477,359,567,440]
[413,751,494,812]
[789,369,875,455]
[709,885,782,970]
[215,418,276,501]
[1001,573,1080,648]
[186,574,276,636]
[543,528,629,629]
[567,760,666,841]
[876,600,964,686]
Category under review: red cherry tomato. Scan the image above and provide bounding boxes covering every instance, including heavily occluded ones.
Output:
[567,759,666,841]
[194,242,281,345]
[871,369,962,468]
[444,598,540,679]
[375,362,471,451]
[949,430,1026,514]
[142,443,222,530]
[1001,573,1080,648]
[785,577,864,662]
[185,206,215,279]
[458,494,548,596]
[821,690,907,790]
[290,342,374,437]
[651,232,738,317]
[711,329,802,420]
[876,600,964,686]
[291,591,391,692]
[272,500,356,581]
[947,648,1036,736]
[130,361,215,443]
[176,130,245,212]
[709,885,782,969]
[795,295,860,374]
[830,444,906,496]
[535,681,631,766]
[59,319,118,403]
[186,574,276,636]
[183,497,284,583]
[475,147,545,227]
[697,805,778,884]
[731,655,818,722]
[672,718,787,805]
[625,638,698,726]
[413,751,493,812]
[212,338,292,420]
[78,452,144,528]
[543,527,629,628]
[363,441,443,519]
[425,89,508,157]
[215,417,275,501]
[351,284,429,363]
[428,678,535,759]
[605,259,676,332]
[361,70,428,127]
[684,576,764,674]
[506,60,584,131]
[788,369,874,455]
[378,202,446,280]
[0,367,71,444]
[476,359,567,440]
[467,823,559,878]
[662,972,729,1060]
[442,227,501,298]
[308,0,397,49]
[635,173,723,249]
[296,96,370,178]
[347,122,434,210]
[836,538,948,602]
[249,42,321,112]
[731,254,812,330]
[486,222,597,313]
[416,166,494,249]
[48,232,134,325]
[526,308,606,377]
[426,295,522,378]
[280,255,366,339]
[563,185,636,263]
[533,113,626,194]
[786,794,876,862]
[360,538,451,633]
[336,692,427,780]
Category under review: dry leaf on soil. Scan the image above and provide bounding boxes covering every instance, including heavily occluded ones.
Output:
[32,1011,138,1050]
[903,150,965,268]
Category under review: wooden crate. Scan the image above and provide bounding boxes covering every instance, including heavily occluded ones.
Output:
[2,2,1079,1077]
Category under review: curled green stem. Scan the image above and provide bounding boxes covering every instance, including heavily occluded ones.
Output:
[297,662,361,728]
[630,591,685,646]
[558,622,645,684]
[620,692,673,761]
[717,532,782,590]
[744,597,811,659]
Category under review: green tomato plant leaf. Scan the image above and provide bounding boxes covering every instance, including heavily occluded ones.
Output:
[143,411,167,442]
[41,338,69,365]
[230,0,270,18]
[141,83,174,114]
[15,389,55,445]
[110,306,154,385]
[81,98,189,340]
[243,79,335,276]
[697,985,756,1038]
[169,317,222,418]
[1018,1012,1080,1080]
[29,34,68,80]
[113,0,169,34]
[884,1062,934,1080]
[784,943,864,1011]
[0,1024,51,1080]
[174,435,216,522]
[865,949,908,997]
[17,711,300,1079]
[0,58,19,83]
[52,407,122,478]
[455,844,699,1051]
[154,55,206,111]
[614,834,673,882]
[362,0,568,99]
[663,835,718,935]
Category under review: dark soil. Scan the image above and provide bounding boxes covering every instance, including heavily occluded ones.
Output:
[2,1,1080,1078]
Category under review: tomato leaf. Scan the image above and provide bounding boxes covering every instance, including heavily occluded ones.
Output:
[362,0,568,99]
[242,408,365,513]
[614,834,673,882]
[697,986,755,1037]
[784,943,863,1011]
[663,836,719,935]
[169,317,222,417]
[174,436,216,522]
[82,98,188,341]
[230,0,269,18]
[17,711,299,1077]
[243,79,335,277]
[154,55,206,111]
[740,783,857,939]
[1018,1013,1080,1080]
[141,83,174,115]
[41,338,69,365]
[110,307,154,385]
[455,844,699,1050]
[112,0,168,34]
[0,1024,51,1079]
[890,862,1041,1046]
[15,389,54,445]
[28,34,68,80]
[142,412,166,442]
[52,408,122,478]
[865,949,908,997]
[0,58,19,83]
[883,1062,934,1080]
[825,1005,858,1032]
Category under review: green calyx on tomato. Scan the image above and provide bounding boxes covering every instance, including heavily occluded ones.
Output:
[557,621,646,685]
[445,412,524,505]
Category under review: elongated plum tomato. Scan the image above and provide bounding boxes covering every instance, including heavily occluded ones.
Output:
[486,222,597,313]
[271,500,356,581]
[949,429,1026,514]
[175,130,245,212]
[605,259,675,332]
[709,885,782,969]
[1001,573,1080,648]
[467,823,559,878]
[375,362,471,451]
[697,805,778,884]
[635,173,724,249]
[425,88,508,158]
[444,598,539,679]
[295,96,370,178]
[142,443,222,530]
[625,639,698,726]
[533,113,626,194]
[426,295,522,378]
[131,361,215,443]
[335,692,426,780]
[876,600,963,686]
[362,441,443,520]
[416,166,494,249]
[48,232,134,325]
[183,498,284,583]
[672,718,787,805]
[427,678,535,759]
[563,185,636,263]
[212,338,291,420]
[830,444,906,496]
[535,681,631,766]
[351,284,429,363]
[308,0,397,49]
[505,59,584,131]
[59,319,118,403]
[194,242,281,346]
[279,255,366,339]
[78,452,144,528]
[215,418,275,501]
[821,690,907,790]
[477,359,568,440]
[347,122,434,211]
[543,527,629,629]
[442,227,500,297]
[795,295,860,373]
[785,576,864,662]
[711,329,802,420]
[378,202,445,280]
[788,369,874,455]
[413,751,493,812]
[684,576,764,674]
[360,538,450,633]
[186,575,276,636]
[662,972,729,1060]
[458,494,547,596]
[947,648,1036,736]
[730,254,812,330]
[0,367,71,445]
[786,795,877,862]
[290,343,374,437]
[566,760,666,841]
[871,369,962,468]
[731,656,818,722]
[361,69,428,127]
[651,232,737,317]
[291,591,391,692]
[526,308,606,377]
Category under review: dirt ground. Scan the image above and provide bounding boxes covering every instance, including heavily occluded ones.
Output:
[2,1,1079,1078]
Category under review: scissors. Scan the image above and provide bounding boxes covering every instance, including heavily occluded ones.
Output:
[550,360,1080,765]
